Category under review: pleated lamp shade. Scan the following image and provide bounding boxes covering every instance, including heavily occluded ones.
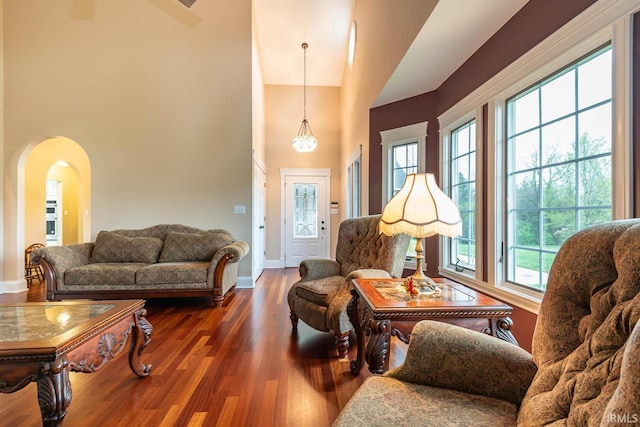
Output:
[379,173,462,238]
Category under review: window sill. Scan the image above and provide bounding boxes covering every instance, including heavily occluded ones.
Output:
[438,267,541,315]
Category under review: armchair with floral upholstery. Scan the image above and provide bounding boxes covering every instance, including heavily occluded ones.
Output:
[288,215,410,358]
[334,219,640,426]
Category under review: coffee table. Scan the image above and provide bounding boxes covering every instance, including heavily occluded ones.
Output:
[0,299,153,426]
[348,277,517,374]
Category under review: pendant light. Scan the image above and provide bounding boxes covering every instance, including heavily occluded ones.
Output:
[292,42,318,153]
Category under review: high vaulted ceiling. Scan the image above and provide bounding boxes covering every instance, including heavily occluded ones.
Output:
[253,0,529,107]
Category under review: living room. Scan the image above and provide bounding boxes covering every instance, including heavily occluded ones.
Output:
[1,0,640,425]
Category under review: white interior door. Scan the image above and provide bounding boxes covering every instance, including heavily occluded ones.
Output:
[284,174,329,267]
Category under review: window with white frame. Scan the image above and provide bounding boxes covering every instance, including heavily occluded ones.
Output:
[347,146,361,218]
[437,0,632,310]
[380,122,427,202]
[449,120,477,272]
[381,122,427,262]
[505,45,612,293]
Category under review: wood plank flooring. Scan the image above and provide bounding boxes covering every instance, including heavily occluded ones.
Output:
[0,269,407,427]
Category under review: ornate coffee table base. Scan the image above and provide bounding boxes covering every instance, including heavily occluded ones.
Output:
[348,279,518,375]
[0,301,153,427]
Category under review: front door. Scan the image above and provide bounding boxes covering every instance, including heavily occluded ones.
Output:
[283,173,329,267]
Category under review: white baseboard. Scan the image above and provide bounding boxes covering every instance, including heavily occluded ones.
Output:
[0,279,28,294]
[265,259,284,269]
[236,276,254,289]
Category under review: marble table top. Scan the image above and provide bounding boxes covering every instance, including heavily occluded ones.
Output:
[0,303,116,342]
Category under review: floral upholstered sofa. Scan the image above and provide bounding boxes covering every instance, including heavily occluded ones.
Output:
[32,224,249,306]
[334,219,640,426]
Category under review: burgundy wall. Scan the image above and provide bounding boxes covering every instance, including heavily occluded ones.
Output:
[368,0,631,351]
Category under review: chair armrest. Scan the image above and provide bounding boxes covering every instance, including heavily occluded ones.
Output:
[387,320,537,405]
[298,259,340,281]
[345,269,392,280]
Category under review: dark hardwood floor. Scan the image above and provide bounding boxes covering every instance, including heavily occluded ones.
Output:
[0,269,407,427]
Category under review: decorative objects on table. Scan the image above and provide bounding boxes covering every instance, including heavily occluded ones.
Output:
[379,173,462,292]
[292,42,318,153]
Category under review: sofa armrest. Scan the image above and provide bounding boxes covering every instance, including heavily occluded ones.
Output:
[209,240,250,267]
[208,241,249,301]
[387,320,537,405]
[298,259,341,281]
[32,243,94,276]
[32,243,95,297]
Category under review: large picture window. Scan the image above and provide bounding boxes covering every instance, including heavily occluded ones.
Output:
[436,0,632,311]
[505,45,612,292]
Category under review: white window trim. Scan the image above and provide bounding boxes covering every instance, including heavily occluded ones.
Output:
[346,145,362,218]
[439,107,484,282]
[380,121,428,202]
[436,0,637,315]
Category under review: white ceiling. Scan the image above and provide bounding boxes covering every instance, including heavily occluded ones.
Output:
[253,0,529,106]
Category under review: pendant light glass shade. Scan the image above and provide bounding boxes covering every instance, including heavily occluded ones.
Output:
[292,43,318,153]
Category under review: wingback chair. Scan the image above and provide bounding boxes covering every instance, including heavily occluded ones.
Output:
[334,219,640,426]
[288,215,410,358]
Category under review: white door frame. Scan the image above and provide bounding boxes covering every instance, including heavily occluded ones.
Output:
[252,156,267,282]
[280,168,331,267]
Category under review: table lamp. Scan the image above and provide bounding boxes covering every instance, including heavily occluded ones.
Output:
[379,173,462,291]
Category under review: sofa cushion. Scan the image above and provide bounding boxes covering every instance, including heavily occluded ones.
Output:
[90,231,163,264]
[293,275,345,307]
[158,231,232,262]
[65,263,145,287]
[333,376,517,427]
[136,261,209,285]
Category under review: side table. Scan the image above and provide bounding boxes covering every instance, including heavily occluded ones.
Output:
[348,277,517,374]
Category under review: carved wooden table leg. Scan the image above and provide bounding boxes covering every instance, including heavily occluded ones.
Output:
[348,289,366,374]
[492,317,518,345]
[365,319,391,375]
[37,358,71,427]
[129,308,153,377]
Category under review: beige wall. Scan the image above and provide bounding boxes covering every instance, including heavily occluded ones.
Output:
[2,0,253,288]
[339,0,438,215]
[264,85,341,262]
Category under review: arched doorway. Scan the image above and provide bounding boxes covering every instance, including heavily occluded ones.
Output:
[24,137,91,253]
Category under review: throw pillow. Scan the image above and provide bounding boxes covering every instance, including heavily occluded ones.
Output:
[158,231,232,262]
[90,231,164,264]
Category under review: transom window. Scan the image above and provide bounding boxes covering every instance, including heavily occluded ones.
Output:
[505,45,612,292]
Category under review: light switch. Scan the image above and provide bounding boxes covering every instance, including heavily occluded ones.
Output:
[233,205,246,214]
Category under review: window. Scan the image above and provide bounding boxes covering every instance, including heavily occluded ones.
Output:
[505,45,612,292]
[449,120,477,272]
[437,0,632,311]
[347,146,361,218]
[380,122,427,202]
[381,122,427,263]
[348,21,357,67]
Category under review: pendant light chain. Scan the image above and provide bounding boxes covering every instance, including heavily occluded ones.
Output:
[302,42,308,121]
